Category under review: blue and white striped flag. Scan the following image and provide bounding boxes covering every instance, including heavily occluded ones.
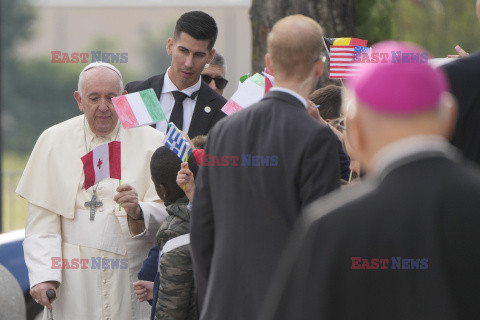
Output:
[163,123,192,162]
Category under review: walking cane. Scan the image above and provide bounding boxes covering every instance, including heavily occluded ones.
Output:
[46,289,56,320]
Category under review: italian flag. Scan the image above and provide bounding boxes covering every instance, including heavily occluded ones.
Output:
[112,88,167,129]
[221,73,266,116]
[81,141,121,189]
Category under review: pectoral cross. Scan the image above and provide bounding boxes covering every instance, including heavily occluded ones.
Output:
[85,191,103,221]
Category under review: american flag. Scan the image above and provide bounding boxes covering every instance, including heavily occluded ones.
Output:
[353,46,372,62]
[329,45,369,79]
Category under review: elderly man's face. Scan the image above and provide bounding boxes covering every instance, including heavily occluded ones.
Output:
[74,68,124,136]
[201,64,227,95]
[167,32,215,90]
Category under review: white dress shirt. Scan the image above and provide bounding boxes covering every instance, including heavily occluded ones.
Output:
[156,67,201,133]
[269,87,308,109]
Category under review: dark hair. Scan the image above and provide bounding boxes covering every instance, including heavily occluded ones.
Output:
[309,85,342,120]
[150,146,199,194]
[174,11,218,50]
[191,135,207,149]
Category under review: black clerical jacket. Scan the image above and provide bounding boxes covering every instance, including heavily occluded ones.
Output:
[261,150,480,320]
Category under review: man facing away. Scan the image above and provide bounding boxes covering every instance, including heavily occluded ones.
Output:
[190,14,340,320]
[125,11,226,138]
[17,62,167,320]
[260,41,480,320]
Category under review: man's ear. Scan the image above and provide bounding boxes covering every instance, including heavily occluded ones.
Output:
[265,53,273,75]
[344,110,363,165]
[74,91,83,112]
[122,90,128,95]
[438,92,458,139]
[207,47,216,64]
[315,57,324,78]
[166,38,174,56]
[159,184,169,200]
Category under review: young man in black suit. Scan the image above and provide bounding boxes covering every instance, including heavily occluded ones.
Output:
[260,41,480,320]
[190,15,340,320]
[125,11,226,138]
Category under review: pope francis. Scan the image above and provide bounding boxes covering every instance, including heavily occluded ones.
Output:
[16,62,168,320]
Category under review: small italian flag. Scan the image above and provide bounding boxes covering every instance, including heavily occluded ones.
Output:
[81,141,121,189]
[221,73,266,116]
[112,88,168,129]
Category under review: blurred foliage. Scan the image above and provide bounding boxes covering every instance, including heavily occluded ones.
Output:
[0,0,35,60]
[391,0,480,57]
[2,60,80,153]
[356,0,480,56]
[138,19,177,78]
[356,0,395,45]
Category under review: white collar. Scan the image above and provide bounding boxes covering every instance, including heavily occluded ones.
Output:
[162,67,202,98]
[372,135,459,180]
[269,87,308,109]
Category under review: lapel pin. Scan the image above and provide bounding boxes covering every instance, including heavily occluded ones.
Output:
[204,106,211,113]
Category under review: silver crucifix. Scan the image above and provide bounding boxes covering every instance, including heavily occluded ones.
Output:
[85,190,103,221]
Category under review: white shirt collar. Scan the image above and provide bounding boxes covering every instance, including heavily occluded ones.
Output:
[162,67,201,98]
[372,135,459,180]
[269,87,308,109]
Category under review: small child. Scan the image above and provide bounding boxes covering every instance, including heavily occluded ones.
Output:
[134,146,198,320]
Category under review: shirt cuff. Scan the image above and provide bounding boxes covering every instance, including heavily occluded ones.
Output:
[129,202,168,242]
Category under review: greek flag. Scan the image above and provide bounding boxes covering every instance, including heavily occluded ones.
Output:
[163,123,192,162]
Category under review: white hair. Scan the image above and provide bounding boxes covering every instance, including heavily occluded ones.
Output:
[205,51,227,74]
[77,62,123,97]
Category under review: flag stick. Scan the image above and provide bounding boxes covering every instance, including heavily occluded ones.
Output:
[183,146,188,191]
[119,180,122,211]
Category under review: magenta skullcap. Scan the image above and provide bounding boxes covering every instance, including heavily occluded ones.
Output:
[347,41,449,114]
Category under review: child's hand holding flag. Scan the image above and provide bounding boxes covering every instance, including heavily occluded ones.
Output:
[177,162,195,202]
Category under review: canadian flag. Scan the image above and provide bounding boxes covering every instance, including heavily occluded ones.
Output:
[81,141,121,189]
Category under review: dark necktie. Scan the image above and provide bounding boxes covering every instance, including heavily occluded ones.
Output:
[170,91,188,130]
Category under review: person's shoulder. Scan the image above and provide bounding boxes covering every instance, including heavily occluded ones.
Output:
[442,51,480,74]
[41,115,83,139]
[303,180,378,230]
[198,81,227,108]
[445,157,480,189]
[124,125,164,146]
[125,74,164,93]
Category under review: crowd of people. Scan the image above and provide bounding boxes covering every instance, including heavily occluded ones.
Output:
[16,5,480,320]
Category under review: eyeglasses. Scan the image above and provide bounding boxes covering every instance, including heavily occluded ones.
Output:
[201,74,228,90]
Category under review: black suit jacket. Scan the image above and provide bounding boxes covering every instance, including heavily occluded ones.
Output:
[125,73,227,138]
[442,52,480,164]
[190,90,340,320]
[261,152,480,320]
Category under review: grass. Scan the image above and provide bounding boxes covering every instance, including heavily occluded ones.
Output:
[2,152,29,233]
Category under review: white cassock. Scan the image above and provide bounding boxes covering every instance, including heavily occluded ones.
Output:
[16,115,169,320]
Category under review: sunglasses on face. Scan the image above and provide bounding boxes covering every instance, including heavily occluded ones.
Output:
[201,74,228,90]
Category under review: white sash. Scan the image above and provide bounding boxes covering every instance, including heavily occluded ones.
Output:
[158,233,190,272]
[61,209,127,256]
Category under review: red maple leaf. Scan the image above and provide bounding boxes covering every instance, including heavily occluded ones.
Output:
[97,158,103,169]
